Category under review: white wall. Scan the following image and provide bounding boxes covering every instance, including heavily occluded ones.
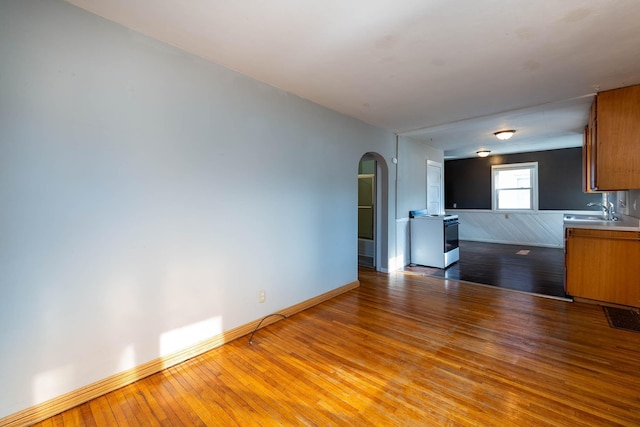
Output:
[447,210,566,248]
[395,136,445,266]
[0,0,397,417]
[397,136,444,218]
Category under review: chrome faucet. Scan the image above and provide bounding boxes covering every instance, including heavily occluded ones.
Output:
[587,201,614,221]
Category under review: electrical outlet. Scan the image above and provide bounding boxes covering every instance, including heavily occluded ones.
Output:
[258,290,266,303]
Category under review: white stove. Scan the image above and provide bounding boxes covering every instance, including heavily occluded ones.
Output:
[409,211,460,268]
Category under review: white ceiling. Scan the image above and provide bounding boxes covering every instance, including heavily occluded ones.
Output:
[66,0,640,158]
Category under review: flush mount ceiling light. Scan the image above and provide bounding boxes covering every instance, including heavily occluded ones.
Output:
[476,150,491,157]
[494,130,516,140]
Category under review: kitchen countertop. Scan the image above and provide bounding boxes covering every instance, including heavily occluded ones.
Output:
[563,214,640,231]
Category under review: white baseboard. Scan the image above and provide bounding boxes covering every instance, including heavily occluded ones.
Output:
[0,280,360,427]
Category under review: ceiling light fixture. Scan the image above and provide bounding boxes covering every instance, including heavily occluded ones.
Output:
[494,130,516,140]
[476,150,491,158]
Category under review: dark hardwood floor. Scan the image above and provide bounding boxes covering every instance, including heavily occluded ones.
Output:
[404,240,567,298]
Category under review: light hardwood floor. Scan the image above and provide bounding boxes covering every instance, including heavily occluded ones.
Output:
[34,269,640,426]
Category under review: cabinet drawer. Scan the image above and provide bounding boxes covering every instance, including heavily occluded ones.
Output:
[566,228,640,240]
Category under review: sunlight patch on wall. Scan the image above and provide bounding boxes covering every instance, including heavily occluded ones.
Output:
[32,364,75,405]
[159,317,223,356]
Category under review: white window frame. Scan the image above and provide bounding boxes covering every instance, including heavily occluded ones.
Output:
[491,162,538,212]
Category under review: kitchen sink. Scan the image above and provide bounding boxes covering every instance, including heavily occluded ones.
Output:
[563,214,619,222]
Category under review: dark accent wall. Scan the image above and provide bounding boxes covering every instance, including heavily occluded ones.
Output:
[445,147,601,210]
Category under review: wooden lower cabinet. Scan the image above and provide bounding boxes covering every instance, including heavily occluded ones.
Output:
[565,227,640,307]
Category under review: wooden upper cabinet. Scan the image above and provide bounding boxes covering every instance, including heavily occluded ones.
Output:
[582,100,598,193]
[586,84,640,191]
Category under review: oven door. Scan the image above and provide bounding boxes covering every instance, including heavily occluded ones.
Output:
[444,220,459,253]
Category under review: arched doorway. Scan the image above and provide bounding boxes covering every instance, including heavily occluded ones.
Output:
[357,153,389,271]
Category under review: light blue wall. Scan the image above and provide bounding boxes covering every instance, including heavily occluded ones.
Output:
[0,0,399,417]
[394,136,445,266]
[397,136,445,219]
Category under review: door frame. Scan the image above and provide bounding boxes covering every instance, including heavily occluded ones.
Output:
[427,160,444,215]
[358,152,389,272]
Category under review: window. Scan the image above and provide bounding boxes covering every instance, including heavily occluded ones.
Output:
[492,162,538,211]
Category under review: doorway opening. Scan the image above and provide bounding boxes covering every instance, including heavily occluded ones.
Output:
[358,157,376,268]
[357,152,389,272]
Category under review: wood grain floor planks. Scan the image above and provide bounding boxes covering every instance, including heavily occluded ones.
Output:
[33,268,640,426]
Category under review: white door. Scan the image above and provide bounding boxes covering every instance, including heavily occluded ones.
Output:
[427,161,442,215]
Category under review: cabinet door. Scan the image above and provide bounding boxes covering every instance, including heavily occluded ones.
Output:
[583,100,599,193]
[594,85,640,190]
[565,228,640,307]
